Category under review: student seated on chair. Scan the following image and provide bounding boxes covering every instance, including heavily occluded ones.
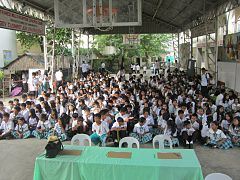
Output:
[90,113,109,146]
[111,117,127,146]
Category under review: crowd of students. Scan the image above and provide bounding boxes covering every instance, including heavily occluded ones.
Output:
[0,67,240,149]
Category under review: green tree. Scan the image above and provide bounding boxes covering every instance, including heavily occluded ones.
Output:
[16,32,43,52]
[93,33,171,69]
[139,34,170,58]
[16,28,73,56]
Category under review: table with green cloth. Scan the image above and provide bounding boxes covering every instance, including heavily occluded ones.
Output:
[33,145,204,180]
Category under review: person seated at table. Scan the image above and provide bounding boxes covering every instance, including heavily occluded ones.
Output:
[0,112,14,140]
[32,113,52,139]
[53,117,68,141]
[111,117,127,146]
[206,121,233,149]
[181,120,198,148]
[130,117,152,144]
[12,117,31,139]
[90,113,109,146]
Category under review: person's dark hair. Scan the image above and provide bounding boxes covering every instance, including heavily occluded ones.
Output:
[22,94,27,99]
[72,113,79,119]
[14,106,21,112]
[178,110,184,115]
[20,103,26,108]
[211,121,219,127]
[94,113,101,119]
[3,112,10,118]
[35,104,42,114]
[0,101,3,106]
[29,109,37,119]
[18,117,25,123]
[117,117,124,123]
[139,117,146,123]
[26,101,31,106]
[143,107,150,114]
[120,107,127,113]
[40,113,47,121]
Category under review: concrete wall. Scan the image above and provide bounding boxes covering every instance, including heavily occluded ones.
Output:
[0,29,17,68]
[218,62,240,92]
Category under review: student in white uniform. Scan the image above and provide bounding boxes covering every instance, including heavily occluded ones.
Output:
[111,117,127,146]
[201,68,209,98]
[12,117,30,139]
[130,117,152,144]
[53,118,68,141]
[32,114,52,139]
[0,113,14,140]
[206,121,233,149]
[20,103,29,123]
[90,113,109,146]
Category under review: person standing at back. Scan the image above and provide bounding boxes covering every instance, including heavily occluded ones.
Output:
[81,61,89,78]
[155,60,160,75]
[55,68,63,90]
[201,68,210,98]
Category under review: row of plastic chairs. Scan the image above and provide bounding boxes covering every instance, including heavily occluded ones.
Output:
[71,134,173,149]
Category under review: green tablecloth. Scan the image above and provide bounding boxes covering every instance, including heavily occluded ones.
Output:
[33,145,204,180]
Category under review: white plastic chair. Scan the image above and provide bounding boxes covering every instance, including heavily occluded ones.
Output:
[119,137,140,149]
[205,173,232,180]
[71,134,91,146]
[152,135,173,149]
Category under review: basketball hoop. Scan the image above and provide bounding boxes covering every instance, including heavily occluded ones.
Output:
[123,34,140,49]
[87,6,118,31]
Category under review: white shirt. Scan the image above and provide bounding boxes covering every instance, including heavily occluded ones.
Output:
[36,120,51,130]
[0,121,14,135]
[92,121,109,136]
[112,121,127,128]
[81,63,89,73]
[15,123,29,132]
[175,116,187,130]
[141,115,154,128]
[197,114,207,124]
[215,94,224,106]
[101,63,106,68]
[201,73,209,86]
[55,70,63,81]
[181,127,195,136]
[208,129,227,141]
[54,123,66,136]
[201,122,209,137]
[221,120,230,130]
[133,123,149,135]
[157,117,167,129]
[29,117,38,126]
[21,109,29,122]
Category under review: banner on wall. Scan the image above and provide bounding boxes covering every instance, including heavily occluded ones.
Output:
[0,7,45,35]
[224,32,240,62]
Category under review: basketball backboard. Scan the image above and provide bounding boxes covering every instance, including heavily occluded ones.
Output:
[54,0,142,29]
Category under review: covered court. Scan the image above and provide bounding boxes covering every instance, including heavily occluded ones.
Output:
[0,1,240,180]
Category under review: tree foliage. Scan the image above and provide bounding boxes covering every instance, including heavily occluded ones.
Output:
[16,32,43,52]
[16,28,73,56]
[93,34,171,58]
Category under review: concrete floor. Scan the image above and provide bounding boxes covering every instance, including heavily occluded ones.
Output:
[0,139,239,180]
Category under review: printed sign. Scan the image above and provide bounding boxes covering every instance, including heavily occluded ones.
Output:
[0,7,45,35]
